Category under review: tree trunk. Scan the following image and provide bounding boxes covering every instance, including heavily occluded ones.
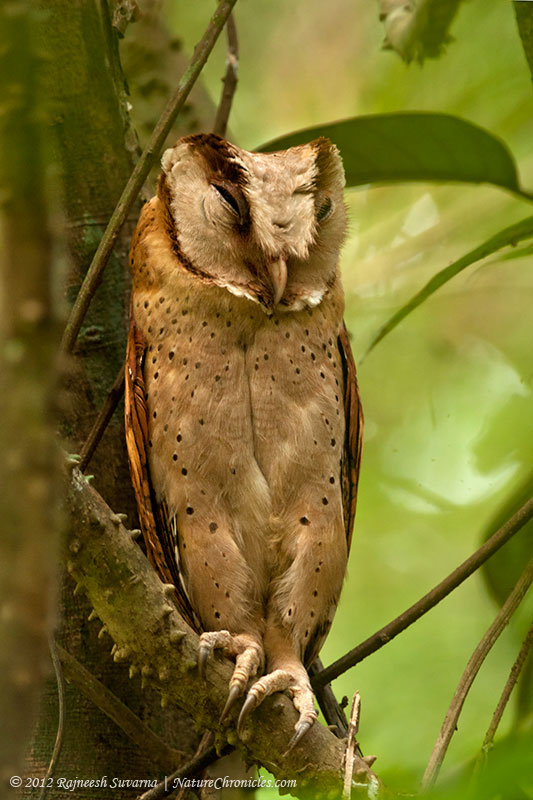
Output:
[0,0,61,786]
[23,2,200,796]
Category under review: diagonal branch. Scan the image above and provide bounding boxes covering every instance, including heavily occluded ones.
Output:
[79,364,125,472]
[313,496,533,689]
[421,559,533,790]
[56,643,183,771]
[212,12,239,138]
[137,734,228,800]
[60,0,238,354]
[63,465,379,799]
[479,620,533,757]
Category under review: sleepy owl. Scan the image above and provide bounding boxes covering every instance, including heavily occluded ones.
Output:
[125,133,363,747]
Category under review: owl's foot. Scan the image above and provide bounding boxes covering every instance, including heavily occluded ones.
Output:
[237,668,318,749]
[198,630,263,722]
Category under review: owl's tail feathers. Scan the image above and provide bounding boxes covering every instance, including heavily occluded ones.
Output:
[237,666,318,750]
[197,630,264,721]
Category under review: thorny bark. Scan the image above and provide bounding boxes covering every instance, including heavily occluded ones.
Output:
[64,467,380,800]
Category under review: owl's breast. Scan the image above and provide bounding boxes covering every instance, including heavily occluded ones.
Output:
[246,301,346,519]
[135,282,272,539]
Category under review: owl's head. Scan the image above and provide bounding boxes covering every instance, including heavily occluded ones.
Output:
[158,134,347,312]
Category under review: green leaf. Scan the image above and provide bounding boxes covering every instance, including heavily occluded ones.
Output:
[258,114,532,200]
[364,215,533,357]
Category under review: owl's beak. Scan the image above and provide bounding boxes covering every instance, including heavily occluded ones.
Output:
[267,257,287,305]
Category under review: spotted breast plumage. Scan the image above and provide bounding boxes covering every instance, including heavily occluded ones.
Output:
[125,133,363,745]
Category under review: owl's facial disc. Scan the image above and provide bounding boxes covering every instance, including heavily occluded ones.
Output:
[160,134,346,311]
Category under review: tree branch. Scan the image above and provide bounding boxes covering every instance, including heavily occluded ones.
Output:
[308,659,349,738]
[39,637,66,800]
[136,736,228,800]
[312,497,533,688]
[212,13,238,137]
[79,365,125,472]
[479,620,533,756]
[421,559,533,790]
[56,643,183,772]
[63,466,379,799]
[59,0,238,354]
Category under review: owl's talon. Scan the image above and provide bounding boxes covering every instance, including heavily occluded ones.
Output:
[286,717,314,752]
[219,684,242,723]
[198,643,211,679]
[237,691,259,734]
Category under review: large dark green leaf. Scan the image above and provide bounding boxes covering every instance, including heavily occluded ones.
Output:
[258,114,532,200]
[364,215,533,357]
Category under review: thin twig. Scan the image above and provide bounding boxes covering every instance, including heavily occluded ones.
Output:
[309,658,349,738]
[60,0,238,354]
[57,644,183,771]
[479,620,533,756]
[173,731,212,800]
[137,739,231,800]
[38,636,66,800]
[342,693,361,800]
[421,559,533,791]
[212,12,238,137]
[312,496,533,689]
[79,364,125,471]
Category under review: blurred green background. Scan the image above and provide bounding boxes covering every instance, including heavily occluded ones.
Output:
[157,1,533,795]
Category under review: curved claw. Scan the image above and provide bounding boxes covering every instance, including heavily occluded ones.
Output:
[198,643,211,679]
[237,691,259,734]
[219,684,242,723]
[285,717,314,753]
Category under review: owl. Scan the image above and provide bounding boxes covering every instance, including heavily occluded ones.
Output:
[125,133,363,747]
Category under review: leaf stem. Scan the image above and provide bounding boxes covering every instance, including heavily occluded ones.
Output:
[363,214,533,358]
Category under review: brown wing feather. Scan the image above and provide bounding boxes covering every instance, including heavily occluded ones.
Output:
[125,310,201,633]
[338,322,364,553]
[304,323,363,668]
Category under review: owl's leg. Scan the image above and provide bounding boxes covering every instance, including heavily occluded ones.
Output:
[178,515,267,721]
[237,623,317,748]
[238,519,347,747]
[198,630,263,720]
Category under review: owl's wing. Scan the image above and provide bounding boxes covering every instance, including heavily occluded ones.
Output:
[125,312,201,632]
[338,322,364,553]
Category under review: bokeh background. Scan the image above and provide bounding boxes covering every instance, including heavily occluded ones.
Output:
[162,1,533,795]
